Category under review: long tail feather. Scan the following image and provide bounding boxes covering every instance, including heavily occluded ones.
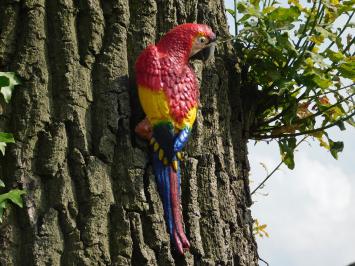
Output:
[170,164,190,249]
[152,152,190,254]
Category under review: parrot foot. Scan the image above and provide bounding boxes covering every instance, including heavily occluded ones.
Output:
[173,228,190,255]
[135,117,152,140]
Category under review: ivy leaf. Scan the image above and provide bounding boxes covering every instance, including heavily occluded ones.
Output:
[0,189,26,207]
[0,132,15,143]
[0,72,21,103]
[0,133,15,156]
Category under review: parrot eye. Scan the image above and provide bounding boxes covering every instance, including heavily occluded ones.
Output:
[197,36,208,44]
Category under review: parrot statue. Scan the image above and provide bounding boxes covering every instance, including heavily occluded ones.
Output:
[135,23,216,255]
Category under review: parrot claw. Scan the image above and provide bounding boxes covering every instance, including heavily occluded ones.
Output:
[173,230,184,255]
[135,117,153,140]
[177,229,190,250]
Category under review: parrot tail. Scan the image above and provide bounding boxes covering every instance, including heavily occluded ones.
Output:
[152,152,190,255]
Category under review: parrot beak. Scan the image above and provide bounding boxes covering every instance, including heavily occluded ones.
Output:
[201,42,216,62]
[201,34,217,62]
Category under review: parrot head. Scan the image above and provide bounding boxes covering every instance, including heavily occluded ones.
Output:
[156,23,216,62]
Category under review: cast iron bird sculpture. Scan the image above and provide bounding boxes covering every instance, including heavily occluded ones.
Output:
[135,23,216,255]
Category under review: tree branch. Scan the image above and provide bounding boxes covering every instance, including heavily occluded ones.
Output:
[251,110,355,139]
[251,136,308,196]
[255,91,355,133]
[324,11,354,51]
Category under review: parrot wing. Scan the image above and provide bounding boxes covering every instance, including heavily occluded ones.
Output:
[136,45,173,127]
[136,44,162,90]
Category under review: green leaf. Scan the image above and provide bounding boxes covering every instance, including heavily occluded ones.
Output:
[267,6,301,27]
[0,72,21,103]
[338,1,355,14]
[0,132,15,143]
[328,140,344,159]
[326,50,344,63]
[0,76,10,87]
[312,74,332,89]
[336,121,346,131]
[279,138,297,169]
[0,189,26,207]
[237,2,248,13]
[250,0,260,7]
[0,179,4,188]
[226,8,235,16]
[338,61,355,81]
[0,133,15,156]
[0,143,6,156]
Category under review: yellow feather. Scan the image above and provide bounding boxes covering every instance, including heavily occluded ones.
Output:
[138,85,198,130]
[159,149,164,160]
[138,86,171,125]
[172,160,178,172]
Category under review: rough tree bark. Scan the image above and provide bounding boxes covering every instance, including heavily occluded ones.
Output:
[0,0,258,265]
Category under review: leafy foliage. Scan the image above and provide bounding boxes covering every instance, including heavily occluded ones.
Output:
[0,72,24,222]
[227,0,354,169]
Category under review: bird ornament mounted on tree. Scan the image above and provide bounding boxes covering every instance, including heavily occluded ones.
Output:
[135,23,216,255]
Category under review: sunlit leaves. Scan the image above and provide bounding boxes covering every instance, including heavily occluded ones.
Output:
[253,219,270,238]
[338,59,355,81]
[326,50,344,63]
[267,6,301,28]
[227,0,354,164]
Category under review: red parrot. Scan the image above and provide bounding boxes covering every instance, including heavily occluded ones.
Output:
[135,23,216,255]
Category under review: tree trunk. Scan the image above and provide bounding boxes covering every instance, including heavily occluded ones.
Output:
[0,0,258,265]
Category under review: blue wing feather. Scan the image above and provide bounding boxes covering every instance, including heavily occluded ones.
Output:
[174,127,191,152]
